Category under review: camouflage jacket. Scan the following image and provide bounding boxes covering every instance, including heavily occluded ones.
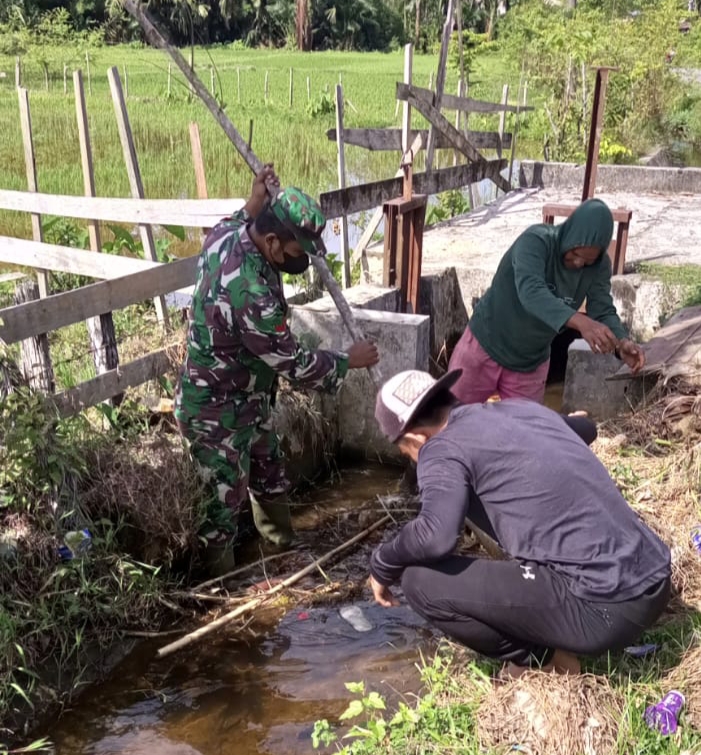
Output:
[177,210,349,417]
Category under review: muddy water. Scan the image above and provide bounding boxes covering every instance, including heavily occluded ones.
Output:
[48,466,436,755]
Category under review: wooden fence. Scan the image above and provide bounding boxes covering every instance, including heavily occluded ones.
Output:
[0,51,532,419]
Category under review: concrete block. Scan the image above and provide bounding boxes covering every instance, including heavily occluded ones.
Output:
[519,160,701,195]
[562,339,637,420]
[301,284,400,313]
[419,267,469,372]
[611,274,690,342]
[289,305,430,460]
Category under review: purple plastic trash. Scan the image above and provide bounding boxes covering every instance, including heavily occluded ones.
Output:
[624,643,660,658]
[692,525,701,555]
[644,690,685,735]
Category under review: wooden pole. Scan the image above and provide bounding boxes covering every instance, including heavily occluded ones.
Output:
[63,64,68,95]
[17,88,49,299]
[156,515,391,658]
[167,62,172,97]
[426,0,455,172]
[264,70,269,104]
[247,118,253,148]
[15,57,21,88]
[237,66,241,104]
[43,64,49,91]
[123,64,129,98]
[508,72,524,188]
[107,67,168,326]
[14,280,54,393]
[188,48,194,96]
[210,66,215,96]
[453,80,464,167]
[189,122,209,200]
[120,0,379,386]
[74,69,120,380]
[306,75,311,102]
[335,84,350,288]
[401,43,413,153]
[289,67,294,107]
[496,83,509,195]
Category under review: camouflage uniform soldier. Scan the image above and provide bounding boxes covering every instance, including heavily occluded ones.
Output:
[175,166,379,572]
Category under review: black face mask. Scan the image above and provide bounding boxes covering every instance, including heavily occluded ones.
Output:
[277,252,310,275]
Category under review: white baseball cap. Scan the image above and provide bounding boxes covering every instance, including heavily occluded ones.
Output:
[375,369,462,442]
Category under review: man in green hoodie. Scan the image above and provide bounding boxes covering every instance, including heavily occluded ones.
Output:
[448,198,645,405]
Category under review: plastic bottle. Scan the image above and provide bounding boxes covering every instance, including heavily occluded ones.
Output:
[644,690,685,735]
[339,605,373,632]
[58,529,92,561]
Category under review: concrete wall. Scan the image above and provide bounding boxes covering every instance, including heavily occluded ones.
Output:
[519,160,701,195]
[289,297,430,461]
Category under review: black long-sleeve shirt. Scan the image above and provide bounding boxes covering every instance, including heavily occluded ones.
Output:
[371,400,670,602]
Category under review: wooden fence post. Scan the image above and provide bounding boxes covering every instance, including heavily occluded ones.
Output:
[306,75,311,102]
[74,69,120,383]
[167,62,172,97]
[14,280,54,393]
[289,67,293,108]
[17,88,49,299]
[210,66,215,96]
[402,43,413,153]
[334,84,350,288]
[189,121,210,239]
[496,83,509,196]
[63,64,68,95]
[264,71,269,104]
[15,57,21,88]
[123,64,129,98]
[237,67,241,103]
[107,67,168,326]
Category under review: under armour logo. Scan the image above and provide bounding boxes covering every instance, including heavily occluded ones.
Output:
[520,566,535,581]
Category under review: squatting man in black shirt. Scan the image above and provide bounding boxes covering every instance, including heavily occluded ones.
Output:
[370,369,671,678]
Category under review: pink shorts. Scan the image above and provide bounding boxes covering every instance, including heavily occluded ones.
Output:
[448,327,550,405]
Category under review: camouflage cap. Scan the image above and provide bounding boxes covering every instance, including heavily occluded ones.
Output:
[270,187,328,257]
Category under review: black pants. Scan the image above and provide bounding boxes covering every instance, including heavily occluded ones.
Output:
[401,558,670,666]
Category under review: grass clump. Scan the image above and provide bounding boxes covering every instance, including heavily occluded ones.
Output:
[0,341,210,750]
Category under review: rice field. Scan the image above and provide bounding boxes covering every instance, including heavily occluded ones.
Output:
[0,45,523,240]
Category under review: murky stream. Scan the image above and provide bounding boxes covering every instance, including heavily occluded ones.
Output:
[47,465,436,755]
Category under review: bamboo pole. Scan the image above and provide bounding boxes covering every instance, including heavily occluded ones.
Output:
[121,0,382,388]
[157,515,390,657]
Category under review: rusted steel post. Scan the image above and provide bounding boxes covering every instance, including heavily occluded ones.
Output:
[581,66,618,202]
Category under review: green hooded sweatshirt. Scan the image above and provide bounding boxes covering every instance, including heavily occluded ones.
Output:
[468,198,628,372]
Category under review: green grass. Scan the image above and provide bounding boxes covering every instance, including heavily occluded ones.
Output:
[0,45,521,241]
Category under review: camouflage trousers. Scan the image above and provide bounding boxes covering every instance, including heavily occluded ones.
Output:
[175,389,290,517]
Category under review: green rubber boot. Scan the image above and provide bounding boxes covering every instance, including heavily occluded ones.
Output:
[202,524,238,577]
[250,492,294,547]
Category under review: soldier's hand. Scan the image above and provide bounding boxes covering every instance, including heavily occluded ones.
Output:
[244,163,280,218]
[348,340,379,369]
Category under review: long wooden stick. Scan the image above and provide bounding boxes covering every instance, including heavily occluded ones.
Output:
[121,0,380,387]
[156,514,390,658]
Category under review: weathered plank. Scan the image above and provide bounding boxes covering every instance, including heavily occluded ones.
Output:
[397,82,533,114]
[0,256,198,344]
[0,236,161,278]
[53,348,174,417]
[320,159,506,218]
[0,189,243,228]
[326,128,512,151]
[610,306,701,381]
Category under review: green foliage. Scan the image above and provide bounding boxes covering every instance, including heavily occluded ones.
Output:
[498,0,693,161]
[312,652,486,754]
[426,189,471,225]
[0,387,85,513]
[307,88,335,118]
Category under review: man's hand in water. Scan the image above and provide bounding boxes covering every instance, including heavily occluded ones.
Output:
[369,575,400,607]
